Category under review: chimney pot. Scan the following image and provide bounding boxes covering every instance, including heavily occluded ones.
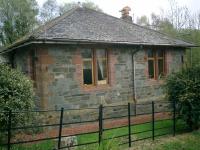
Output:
[120,6,132,23]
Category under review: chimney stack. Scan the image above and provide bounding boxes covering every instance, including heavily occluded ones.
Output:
[120,6,133,23]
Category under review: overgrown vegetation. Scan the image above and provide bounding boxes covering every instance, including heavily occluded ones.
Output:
[0,64,34,142]
[166,65,200,129]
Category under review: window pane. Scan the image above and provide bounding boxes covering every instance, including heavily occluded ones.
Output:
[157,50,164,57]
[158,59,164,77]
[96,49,108,85]
[147,49,154,57]
[82,50,93,85]
[148,60,154,78]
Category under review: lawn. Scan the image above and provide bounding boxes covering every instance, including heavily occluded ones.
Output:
[0,118,188,150]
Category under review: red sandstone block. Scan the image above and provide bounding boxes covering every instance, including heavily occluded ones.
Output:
[40,56,54,64]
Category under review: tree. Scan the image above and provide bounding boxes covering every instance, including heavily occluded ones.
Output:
[167,0,191,30]
[59,1,102,15]
[136,15,149,26]
[0,0,38,46]
[40,0,59,23]
[151,13,161,30]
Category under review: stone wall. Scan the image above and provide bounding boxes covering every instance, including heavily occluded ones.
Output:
[14,44,185,111]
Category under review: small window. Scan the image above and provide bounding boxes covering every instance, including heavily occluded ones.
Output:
[82,49,108,86]
[147,49,165,79]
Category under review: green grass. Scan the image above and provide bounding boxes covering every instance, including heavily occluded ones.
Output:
[133,130,200,150]
[0,119,188,150]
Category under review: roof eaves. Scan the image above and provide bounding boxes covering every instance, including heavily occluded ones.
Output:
[27,38,197,47]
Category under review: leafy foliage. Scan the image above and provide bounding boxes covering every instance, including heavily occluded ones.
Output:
[0,64,34,129]
[39,0,59,23]
[59,1,102,15]
[0,0,38,45]
[166,65,200,129]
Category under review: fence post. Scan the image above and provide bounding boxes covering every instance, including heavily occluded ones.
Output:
[128,103,132,147]
[152,101,155,141]
[134,103,137,116]
[173,100,176,136]
[7,110,12,150]
[58,108,64,149]
[98,105,103,145]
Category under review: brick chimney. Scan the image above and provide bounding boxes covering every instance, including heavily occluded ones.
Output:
[120,6,133,23]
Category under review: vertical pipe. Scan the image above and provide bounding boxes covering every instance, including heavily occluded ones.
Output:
[131,49,139,115]
[128,103,131,147]
[58,108,64,149]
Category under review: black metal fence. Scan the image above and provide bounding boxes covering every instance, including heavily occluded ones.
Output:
[0,101,190,150]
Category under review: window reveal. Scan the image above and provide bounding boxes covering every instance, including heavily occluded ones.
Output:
[82,49,108,85]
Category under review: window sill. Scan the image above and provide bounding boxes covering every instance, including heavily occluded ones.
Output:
[147,78,165,85]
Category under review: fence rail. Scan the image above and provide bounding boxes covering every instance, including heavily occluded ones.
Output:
[0,101,190,150]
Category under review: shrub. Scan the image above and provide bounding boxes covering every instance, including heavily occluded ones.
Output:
[0,64,34,130]
[166,65,200,129]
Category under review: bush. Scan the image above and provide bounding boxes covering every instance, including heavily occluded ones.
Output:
[166,65,200,129]
[0,64,34,130]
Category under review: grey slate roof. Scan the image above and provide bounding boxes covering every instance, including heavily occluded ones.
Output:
[1,7,194,53]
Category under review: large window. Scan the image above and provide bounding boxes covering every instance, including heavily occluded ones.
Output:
[82,49,108,85]
[147,49,165,79]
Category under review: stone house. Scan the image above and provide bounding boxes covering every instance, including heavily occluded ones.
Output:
[0,7,194,110]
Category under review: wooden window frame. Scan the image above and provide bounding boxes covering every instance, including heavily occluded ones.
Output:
[82,48,109,86]
[147,49,166,80]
